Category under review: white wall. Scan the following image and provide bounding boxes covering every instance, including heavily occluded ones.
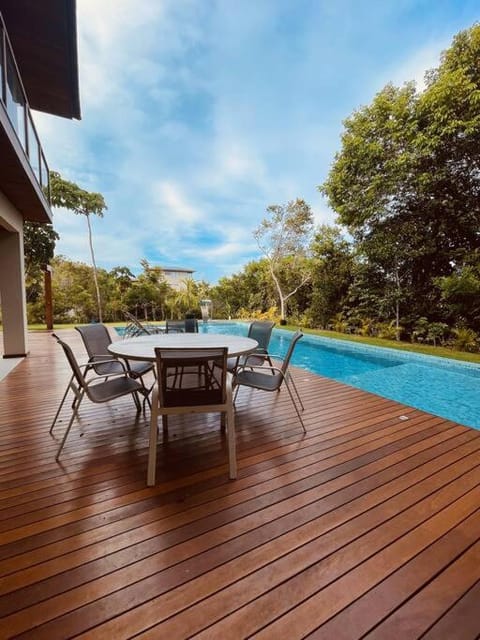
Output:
[0,191,28,357]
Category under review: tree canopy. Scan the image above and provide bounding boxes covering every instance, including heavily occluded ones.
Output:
[320,23,480,332]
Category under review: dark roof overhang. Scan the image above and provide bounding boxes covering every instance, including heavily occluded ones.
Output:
[0,0,80,120]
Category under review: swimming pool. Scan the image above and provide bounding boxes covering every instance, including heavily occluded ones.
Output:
[117,321,480,429]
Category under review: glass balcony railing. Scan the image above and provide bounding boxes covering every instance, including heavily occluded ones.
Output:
[0,12,50,201]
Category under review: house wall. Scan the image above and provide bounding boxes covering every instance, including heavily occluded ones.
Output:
[0,190,28,357]
[163,270,194,291]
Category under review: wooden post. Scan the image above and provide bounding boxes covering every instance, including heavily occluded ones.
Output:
[44,265,53,330]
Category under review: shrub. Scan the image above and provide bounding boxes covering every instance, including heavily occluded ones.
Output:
[356,317,376,337]
[330,312,349,333]
[451,327,478,352]
[411,317,429,343]
[377,320,401,340]
[426,322,449,347]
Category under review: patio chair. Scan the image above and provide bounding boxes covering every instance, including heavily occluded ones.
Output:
[227,320,275,372]
[147,347,236,486]
[123,311,164,336]
[184,317,199,333]
[50,333,145,460]
[233,330,306,432]
[165,319,186,333]
[76,324,154,394]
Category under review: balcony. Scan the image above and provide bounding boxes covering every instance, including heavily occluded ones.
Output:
[0,9,51,222]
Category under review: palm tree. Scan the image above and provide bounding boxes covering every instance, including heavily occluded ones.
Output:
[175,277,199,315]
[50,171,107,322]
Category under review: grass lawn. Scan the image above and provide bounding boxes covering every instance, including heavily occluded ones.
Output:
[27,319,480,365]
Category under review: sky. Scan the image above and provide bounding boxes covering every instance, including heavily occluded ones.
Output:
[34,0,480,284]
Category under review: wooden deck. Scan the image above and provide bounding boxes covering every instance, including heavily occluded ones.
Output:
[0,329,479,639]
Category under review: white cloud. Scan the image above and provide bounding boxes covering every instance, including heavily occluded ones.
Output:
[151,181,201,227]
[385,41,448,92]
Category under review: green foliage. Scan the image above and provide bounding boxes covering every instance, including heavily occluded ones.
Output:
[254,198,314,320]
[50,171,107,217]
[236,306,278,321]
[451,327,479,352]
[331,312,349,333]
[436,264,480,330]
[427,322,449,347]
[23,222,59,306]
[309,225,353,328]
[377,320,401,341]
[356,317,377,337]
[320,23,480,332]
[50,170,108,321]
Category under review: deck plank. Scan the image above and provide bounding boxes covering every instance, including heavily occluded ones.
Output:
[0,330,479,639]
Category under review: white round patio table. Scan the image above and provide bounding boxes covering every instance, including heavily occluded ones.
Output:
[108,333,258,361]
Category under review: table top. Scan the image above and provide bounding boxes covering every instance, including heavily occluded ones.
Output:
[108,333,258,361]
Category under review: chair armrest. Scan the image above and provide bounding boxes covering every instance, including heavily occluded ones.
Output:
[78,361,94,370]
[235,363,283,376]
[89,358,128,372]
[86,369,131,385]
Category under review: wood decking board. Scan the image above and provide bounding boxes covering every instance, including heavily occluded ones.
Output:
[0,330,479,639]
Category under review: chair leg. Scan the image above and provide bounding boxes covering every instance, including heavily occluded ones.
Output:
[55,393,84,460]
[132,391,141,412]
[287,372,304,411]
[233,383,240,404]
[284,380,306,433]
[226,395,237,479]
[147,389,159,486]
[50,374,74,434]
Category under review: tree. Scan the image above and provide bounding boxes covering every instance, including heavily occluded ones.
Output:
[174,277,199,316]
[23,222,59,302]
[50,171,107,321]
[254,198,314,322]
[320,23,480,332]
[309,225,353,328]
[50,256,97,323]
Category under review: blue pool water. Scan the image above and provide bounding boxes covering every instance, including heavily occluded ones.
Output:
[117,322,480,429]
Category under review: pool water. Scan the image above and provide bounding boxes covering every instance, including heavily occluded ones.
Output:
[201,322,480,429]
[117,321,480,429]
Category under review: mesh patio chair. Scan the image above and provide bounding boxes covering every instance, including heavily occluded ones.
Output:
[76,324,154,398]
[184,317,199,333]
[165,319,186,333]
[147,347,236,486]
[233,330,306,432]
[123,311,164,337]
[50,333,146,460]
[227,320,275,372]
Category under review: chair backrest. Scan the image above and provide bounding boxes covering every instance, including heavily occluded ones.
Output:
[76,324,112,361]
[184,317,199,333]
[166,319,186,333]
[154,347,227,407]
[248,321,275,353]
[52,333,89,392]
[123,311,152,336]
[280,330,303,376]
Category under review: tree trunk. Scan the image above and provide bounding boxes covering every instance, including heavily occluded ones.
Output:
[394,266,400,341]
[85,213,103,322]
[269,266,286,320]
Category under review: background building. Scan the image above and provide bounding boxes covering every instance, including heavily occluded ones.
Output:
[161,267,194,291]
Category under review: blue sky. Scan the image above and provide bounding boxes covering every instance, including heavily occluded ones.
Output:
[35,0,480,284]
